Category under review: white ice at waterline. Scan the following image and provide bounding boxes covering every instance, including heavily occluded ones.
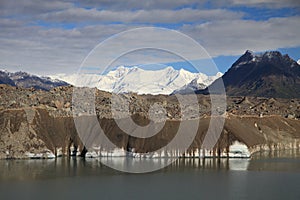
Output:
[84,142,251,159]
[228,141,251,158]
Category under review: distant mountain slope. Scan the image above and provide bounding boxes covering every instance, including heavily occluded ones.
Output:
[0,70,68,90]
[0,70,16,86]
[172,79,207,94]
[198,50,300,98]
[51,66,222,95]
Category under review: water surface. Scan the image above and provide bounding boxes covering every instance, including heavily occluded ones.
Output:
[0,150,300,200]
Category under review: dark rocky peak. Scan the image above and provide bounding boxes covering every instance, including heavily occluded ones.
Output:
[231,50,255,69]
[197,50,300,98]
[231,50,299,71]
[261,51,282,60]
[260,51,296,66]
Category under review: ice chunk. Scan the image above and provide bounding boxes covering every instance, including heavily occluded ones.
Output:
[228,141,251,158]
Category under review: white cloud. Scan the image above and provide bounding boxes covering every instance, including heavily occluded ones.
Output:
[0,0,299,75]
[40,8,244,24]
[72,0,205,10]
[229,0,300,8]
[72,0,300,10]
[0,0,72,16]
[1,16,300,75]
[181,16,300,57]
[0,23,131,75]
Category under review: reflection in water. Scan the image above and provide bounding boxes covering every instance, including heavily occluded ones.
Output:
[248,149,300,172]
[0,150,299,181]
[0,158,111,181]
[251,149,300,159]
[229,159,250,171]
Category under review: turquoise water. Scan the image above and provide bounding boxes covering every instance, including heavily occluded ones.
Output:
[0,150,300,200]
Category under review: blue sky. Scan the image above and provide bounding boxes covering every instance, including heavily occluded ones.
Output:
[0,0,299,75]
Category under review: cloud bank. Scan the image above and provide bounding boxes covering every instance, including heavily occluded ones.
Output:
[0,0,299,74]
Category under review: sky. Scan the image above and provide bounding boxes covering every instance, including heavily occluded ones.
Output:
[0,0,300,75]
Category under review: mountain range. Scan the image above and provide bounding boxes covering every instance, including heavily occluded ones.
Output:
[1,50,299,98]
[50,66,222,95]
[0,70,68,90]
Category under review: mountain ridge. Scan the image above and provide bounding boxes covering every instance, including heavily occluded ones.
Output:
[197,50,300,98]
[51,66,222,95]
[0,70,68,90]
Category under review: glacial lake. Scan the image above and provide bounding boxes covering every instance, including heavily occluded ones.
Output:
[0,150,300,200]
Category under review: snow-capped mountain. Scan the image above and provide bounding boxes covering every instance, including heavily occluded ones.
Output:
[51,66,222,95]
[173,71,223,94]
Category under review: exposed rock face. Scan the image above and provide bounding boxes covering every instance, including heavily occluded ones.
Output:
[0,84,300,159]
[0,108,82,159]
